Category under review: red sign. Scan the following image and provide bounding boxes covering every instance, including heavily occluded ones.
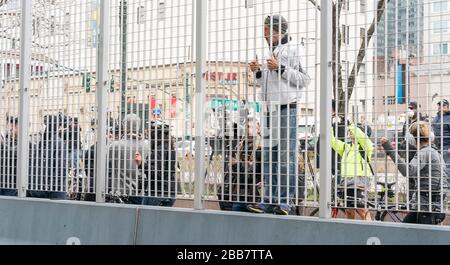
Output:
[170,96,177,118]
[150,96,156,109]
[205,71,239,85]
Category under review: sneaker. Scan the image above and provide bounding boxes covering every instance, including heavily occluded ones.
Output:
[247,203,266,214]
[273,206,289,216]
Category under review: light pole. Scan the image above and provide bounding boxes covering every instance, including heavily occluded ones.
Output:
[119,0,128,118]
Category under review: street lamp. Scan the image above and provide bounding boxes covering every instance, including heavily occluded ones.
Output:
[119,0,128,119]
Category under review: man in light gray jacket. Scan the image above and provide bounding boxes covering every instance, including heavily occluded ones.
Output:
[248,15,311,215]
[107,114,150,204]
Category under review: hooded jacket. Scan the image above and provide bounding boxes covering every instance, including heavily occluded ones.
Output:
[29,129,68,191]
[257,35,311,148]
[108,114,150,196]
[331,125,374,179]
[383,142,449,212]
[256,35,311,108]
[432,111,450,150]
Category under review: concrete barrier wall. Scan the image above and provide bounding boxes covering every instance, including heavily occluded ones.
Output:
[1,197,450,245]
[0,198,137,245]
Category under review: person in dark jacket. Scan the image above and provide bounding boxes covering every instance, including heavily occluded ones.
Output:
[79,143,96,202]
[218,137,263,212]
[398,102,428,201]
[107,114,150,204]
[63,117,81,168]
[0,116,19,196]
[316,100,350,184]
[381,122,448,225]
[60,116,84,199]
[134,122,177,206]
[399,102,427,162]
[432,99,450,180]
[28,114,68,199]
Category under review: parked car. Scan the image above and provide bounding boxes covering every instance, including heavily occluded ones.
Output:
[298,117,319,151]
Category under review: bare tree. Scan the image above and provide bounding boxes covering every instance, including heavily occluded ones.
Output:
[0,0,72,49]
[309,0,390,113]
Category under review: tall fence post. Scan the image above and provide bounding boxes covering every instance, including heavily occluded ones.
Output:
[193,0,207,210]
[319,0,333,218]
[17,0,33,198]
[95,0,111,203]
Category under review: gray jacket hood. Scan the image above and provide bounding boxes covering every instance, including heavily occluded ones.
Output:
[123,114,141,134]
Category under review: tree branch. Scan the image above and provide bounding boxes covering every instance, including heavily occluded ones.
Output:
[345,0,390,108]
[308,0,321,11]
[333,0,344,107]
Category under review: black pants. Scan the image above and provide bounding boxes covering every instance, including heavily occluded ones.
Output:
[403,212,446,225]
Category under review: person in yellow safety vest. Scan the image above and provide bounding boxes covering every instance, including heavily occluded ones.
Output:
[331,124,374,221]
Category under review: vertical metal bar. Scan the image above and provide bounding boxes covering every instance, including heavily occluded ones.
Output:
[17,0,33,198]
[319,0,332,218]
[193,0,207,210]
[120,0,128,119]
[96,0,111,203]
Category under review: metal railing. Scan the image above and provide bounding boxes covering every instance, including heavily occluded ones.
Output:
[0,0,449,225]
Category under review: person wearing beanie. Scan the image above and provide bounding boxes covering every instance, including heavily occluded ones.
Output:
[432,99,450,179]
[247,15,311,215]
[107,114,151,204]
[399,101,427,160]
[381,122,448,225]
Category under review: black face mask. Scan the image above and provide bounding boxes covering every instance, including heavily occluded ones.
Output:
[280,34,290,44]
[267,34,290,49]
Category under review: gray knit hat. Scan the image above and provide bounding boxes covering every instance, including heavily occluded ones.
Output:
[123,114,141,134]
[264,15,289,34]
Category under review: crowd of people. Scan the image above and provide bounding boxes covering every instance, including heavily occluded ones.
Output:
[0,112,178,207]
[239,14,450,226]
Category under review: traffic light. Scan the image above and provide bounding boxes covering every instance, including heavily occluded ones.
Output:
[110,78,115,92]
[82,72,91,93]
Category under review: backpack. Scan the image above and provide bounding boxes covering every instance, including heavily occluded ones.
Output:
[356,126,374,176]
[357,123,372,138]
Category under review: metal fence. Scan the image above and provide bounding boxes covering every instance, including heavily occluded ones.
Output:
[0,0,449,224]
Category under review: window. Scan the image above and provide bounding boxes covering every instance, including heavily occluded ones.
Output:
[433,43,449,55]
[342,60,350,89]
[31,66,44,77]
[5,63,11,79]
[342,25,349,45]
[158,0,166,21]
[245,0,254,8]
[432,0,449,13]
[137,5,145,24]
[50,15,55,35]
[359,63,366,84]
[64,12,70,31]
[360,27,366,44]
[342,0,350,11]
[383,96,396,105]
[15,64,19,79]
[432,21,449,34]
[360,0,366,12]
[11,38,17,49]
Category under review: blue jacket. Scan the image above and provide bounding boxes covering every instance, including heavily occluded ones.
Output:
[432,111,450,150]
